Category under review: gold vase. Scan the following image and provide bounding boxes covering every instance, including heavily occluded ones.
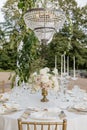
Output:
[41,88,49,102]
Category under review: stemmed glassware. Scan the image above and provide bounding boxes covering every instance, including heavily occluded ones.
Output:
[59,73,70,102]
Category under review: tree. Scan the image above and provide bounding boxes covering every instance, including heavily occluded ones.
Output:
[0,42,17,70]
[46,0,87,71]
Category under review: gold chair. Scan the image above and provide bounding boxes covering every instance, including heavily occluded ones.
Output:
[18,118,67,130]
[0,80,5,93]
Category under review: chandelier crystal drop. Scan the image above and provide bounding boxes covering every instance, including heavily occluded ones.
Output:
[24,0,66,44]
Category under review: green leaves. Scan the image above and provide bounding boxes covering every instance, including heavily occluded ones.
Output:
[16,31,39,84]
[18,2,25,9]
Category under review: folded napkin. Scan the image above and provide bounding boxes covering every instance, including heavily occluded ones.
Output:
[27,107,39,112]
[20,109,30,119]
[74,104,87,111]
[30,111,58,120]
[0,106,6,114]
[45,107,61,113]
[68,107,87,115]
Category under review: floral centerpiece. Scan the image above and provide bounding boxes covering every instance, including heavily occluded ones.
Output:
[29,67,59,102]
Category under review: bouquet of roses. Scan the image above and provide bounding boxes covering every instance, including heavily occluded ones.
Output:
[29,67,59,92]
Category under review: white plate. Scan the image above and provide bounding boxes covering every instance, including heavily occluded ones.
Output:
[30,111,58,120]
[0,108,19,115]
[0,103,20,115]
[73,107,87,112]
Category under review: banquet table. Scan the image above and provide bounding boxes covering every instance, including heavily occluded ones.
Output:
[0,86,87,130]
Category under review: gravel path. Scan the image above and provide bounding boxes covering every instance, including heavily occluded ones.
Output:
[68,77,87,90]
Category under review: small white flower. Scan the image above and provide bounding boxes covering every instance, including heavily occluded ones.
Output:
[40,67,50,74]
[32,72,37,76]
[52,68,58,75]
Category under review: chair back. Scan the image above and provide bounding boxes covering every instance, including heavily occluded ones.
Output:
[18,118,67,130]
[0,80,5,93]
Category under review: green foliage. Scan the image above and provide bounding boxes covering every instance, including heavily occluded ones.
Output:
[18,0,35,12]
[0,42,17,70]
[16,31,39,84]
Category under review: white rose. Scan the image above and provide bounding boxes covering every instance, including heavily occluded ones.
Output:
[40,67,50,74]
[40,75,49,83]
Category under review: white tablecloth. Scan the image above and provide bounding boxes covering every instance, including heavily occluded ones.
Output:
[0,87,87,130]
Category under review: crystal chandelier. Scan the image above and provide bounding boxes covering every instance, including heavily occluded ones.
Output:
[24,0,66,44]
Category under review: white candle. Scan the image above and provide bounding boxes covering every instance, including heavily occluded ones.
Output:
[67,56,69,76]
[61,55,63,78]
[64,52,66,74]
[55,55,57,69]
[73,56,76,78]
